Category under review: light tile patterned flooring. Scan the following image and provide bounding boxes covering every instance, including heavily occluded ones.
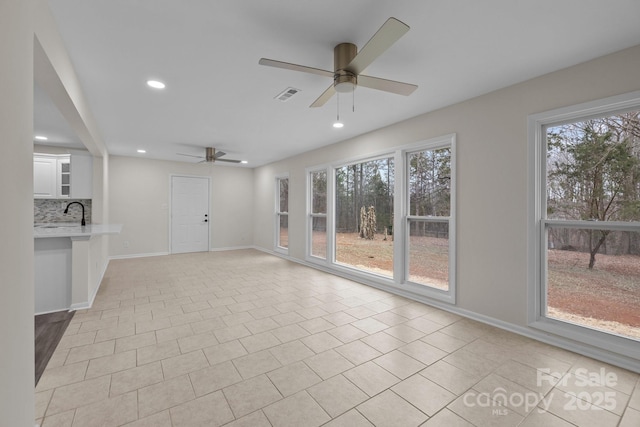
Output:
[36,249,640,427]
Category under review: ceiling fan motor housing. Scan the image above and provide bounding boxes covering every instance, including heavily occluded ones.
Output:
[205,147,216,162]
[334,43,357,93]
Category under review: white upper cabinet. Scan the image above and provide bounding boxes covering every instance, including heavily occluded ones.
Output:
[58,156,71,198]
[70,154,93,199]
[33,153,93,199]
[33,156,57,198]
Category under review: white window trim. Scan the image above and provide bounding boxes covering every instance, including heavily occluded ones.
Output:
[275,174,289,254]
[527,90,640,359]
[306,164,335,266]
[328,151,397,285]
[399,136,456,304]
[305,134,456,304]
[306,167,329,261]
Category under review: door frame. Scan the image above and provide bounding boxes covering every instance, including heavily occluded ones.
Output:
[169,174,211,254]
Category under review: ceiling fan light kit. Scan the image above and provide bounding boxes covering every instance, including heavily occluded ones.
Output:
[333,43,358,93]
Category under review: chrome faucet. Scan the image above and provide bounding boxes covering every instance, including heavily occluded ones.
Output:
[64,202,86,226]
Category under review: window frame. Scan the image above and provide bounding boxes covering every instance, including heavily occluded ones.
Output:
[305,134,456,304]
[332,152,397,280]
[307,168,329,260]
[275,174,289,254]
[402,138,456,303]
[528,90,640,358]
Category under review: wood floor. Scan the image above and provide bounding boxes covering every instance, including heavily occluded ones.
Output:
[35,310,75,385]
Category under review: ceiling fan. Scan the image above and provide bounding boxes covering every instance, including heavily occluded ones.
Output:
[259,17,418,108]
[177,147,241,163]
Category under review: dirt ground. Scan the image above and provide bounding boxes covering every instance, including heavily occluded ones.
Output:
[330,232,639,339]
[547,249,640,339]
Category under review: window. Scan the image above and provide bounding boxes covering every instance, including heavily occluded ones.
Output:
[529,91,640,355]
[406,146,453,293]
[335,156,394,277]
[309,170,327,259]
[305,135,456,303]
[276,176,289,252]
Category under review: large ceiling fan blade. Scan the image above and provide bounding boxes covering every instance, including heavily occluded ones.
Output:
[215,158,242,163]
[310,84,336,108]
[213,151,227,159]
[346,17,409,75]
[177,153,204,159]
[259,58,333,78]
[358,75,417,96]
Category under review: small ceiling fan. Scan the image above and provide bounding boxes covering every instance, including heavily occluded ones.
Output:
[259,17,418,108]
[177,147,241,163]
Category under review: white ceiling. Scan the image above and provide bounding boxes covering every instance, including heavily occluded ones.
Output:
[36,0,640,167]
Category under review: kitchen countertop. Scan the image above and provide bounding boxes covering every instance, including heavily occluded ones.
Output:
[34,223,123,238]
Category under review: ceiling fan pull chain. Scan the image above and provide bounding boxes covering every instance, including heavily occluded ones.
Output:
[352,87,355,113]
[337,92,340,122]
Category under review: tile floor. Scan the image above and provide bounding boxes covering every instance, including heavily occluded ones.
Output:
[35,249,640,427]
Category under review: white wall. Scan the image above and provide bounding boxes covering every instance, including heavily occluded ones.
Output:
[253,45,640,349]
[0,1,36,424]
[34,1,112,310]
[109,156,254,257]
[0,0,112,421]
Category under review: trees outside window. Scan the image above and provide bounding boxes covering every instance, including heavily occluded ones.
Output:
[540,106,640,341]
[276,176,289,251]
[547,113,640,268]
[335,157,394,277]
[305,135,456,303]
[310,170,327,259]
[407,147,452,291]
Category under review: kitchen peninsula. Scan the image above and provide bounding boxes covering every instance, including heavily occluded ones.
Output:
[34,223,122,314]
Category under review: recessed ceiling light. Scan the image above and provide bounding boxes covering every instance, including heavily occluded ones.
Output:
[240,160,248,164]
[146,80,165,89]
[333,122,344,128]
[137,149,146,153]
[35,135,48,140]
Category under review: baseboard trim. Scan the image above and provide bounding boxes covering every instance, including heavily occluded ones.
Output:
[110,247,255,260]
[109,252,170,260]
[210,245,254,252]
[69,301,90,311]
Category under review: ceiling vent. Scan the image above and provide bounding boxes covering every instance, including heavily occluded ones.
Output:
[274,87,301,102]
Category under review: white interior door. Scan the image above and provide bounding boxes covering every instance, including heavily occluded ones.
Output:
[171,176,210,254]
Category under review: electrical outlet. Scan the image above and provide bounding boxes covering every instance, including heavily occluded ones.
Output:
[123,241,130,248]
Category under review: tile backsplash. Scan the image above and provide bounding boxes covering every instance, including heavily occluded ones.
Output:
[34,199,92,224]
